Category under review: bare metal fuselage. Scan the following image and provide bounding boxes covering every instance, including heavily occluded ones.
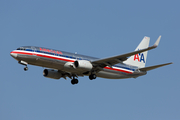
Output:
[10,46,146,79]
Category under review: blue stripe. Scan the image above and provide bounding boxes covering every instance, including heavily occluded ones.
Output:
[24,49,135,72]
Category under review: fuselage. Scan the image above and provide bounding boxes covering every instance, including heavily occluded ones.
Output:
[10,46,146,79]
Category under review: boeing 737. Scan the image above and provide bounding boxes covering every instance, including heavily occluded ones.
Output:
[10,36,172,85]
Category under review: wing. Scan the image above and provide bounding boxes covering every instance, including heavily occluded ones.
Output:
[91,36,161,68]
[57,70,84,80]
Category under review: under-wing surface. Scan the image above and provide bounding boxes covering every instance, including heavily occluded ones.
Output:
[10,36,172,85]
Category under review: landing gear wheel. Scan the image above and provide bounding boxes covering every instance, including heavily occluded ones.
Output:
[24,67,28,71]
[71,79,79,85]
[89,74,96,80]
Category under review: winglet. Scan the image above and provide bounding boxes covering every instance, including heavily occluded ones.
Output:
[153,35,161,47]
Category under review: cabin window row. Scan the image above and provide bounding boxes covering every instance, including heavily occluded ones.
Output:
[19,48,86,61]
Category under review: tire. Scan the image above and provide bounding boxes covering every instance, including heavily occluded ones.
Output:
[71,79,79,85]
[24,67,28,71]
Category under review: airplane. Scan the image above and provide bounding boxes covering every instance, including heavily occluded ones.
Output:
[10,36,172,85]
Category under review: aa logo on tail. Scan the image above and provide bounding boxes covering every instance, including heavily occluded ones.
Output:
[134,52,145,63]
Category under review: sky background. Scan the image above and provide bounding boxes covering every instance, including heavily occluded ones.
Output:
[0,0,179,120]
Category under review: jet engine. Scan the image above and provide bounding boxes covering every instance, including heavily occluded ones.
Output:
[74,60,93,71]
[43,69,62,79]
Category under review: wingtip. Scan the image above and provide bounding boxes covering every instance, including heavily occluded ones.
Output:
[165,62,173,66]
[153,35,161,47]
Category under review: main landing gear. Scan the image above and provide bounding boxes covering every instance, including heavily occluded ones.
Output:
[89,74,96,80]
[71,74,97,85]
[71,76,79,85]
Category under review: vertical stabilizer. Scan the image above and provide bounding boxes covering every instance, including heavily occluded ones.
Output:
[123,36,150,68]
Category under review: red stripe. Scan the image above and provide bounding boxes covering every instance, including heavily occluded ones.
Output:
[11,51,74,62]
[11,51,33,55]
[11,51,133,74]
[105,67,133,74]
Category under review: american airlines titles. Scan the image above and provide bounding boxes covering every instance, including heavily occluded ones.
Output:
[40,48,63,55]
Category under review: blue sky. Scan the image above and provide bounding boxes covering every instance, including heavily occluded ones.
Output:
[0,0,179,120]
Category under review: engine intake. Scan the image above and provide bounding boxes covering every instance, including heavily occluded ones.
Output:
[43,69,62,79]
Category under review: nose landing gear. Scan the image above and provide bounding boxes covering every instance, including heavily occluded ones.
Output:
[24,66,28,71]
[18,61,28,71]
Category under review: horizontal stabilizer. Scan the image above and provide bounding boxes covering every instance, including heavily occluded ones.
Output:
[139,62,173,71]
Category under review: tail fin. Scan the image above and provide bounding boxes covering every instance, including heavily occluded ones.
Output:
[123,36,150,68]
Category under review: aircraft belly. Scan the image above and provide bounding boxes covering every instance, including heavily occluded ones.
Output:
[17,54,85,75]
[36,56,65,70]
[97,69,130,79]
[17,54,37,64]
[17,54,65,70]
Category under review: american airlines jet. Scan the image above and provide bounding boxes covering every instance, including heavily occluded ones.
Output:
[10,36,172,85]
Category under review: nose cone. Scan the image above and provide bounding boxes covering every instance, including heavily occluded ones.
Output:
[10,51,17,58]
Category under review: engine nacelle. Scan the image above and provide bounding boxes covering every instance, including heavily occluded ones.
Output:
[43,69,62,79]
[74,60,93,71]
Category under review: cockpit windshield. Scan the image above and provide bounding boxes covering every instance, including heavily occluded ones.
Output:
[17,47,26,50]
